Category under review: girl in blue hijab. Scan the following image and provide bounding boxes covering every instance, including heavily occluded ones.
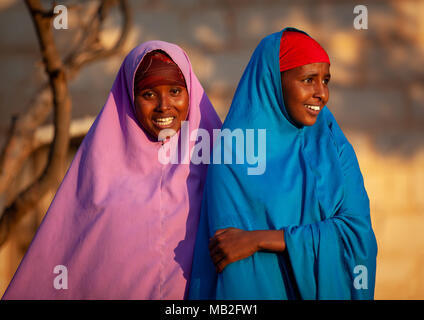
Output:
[188,28,378,300]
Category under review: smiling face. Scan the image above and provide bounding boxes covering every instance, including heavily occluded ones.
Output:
[281,62,331,127]
[134,84,189,140]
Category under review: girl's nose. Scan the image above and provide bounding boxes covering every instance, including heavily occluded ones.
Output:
[313,82,327,101]
[156,93,171,111]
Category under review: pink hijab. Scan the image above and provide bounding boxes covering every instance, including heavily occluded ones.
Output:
[2,41,222,299]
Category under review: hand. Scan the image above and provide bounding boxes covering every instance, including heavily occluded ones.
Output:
[208,227,260,273]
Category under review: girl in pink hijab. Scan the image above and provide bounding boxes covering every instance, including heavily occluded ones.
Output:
[2,41,221,299]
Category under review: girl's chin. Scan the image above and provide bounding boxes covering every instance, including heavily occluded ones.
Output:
[303,118,318,126]
[294,116,318,127]
[154,126,182,141]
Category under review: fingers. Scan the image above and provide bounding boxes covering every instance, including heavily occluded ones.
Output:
[209,237,224,264]
[208,227,240,273]
[209,236,228,272]
[208,236,217,251]
[208,228,227,250]
[210,246,228,273]
[213,228,228,237]
[210,249,226,272]
[215,259,228,273]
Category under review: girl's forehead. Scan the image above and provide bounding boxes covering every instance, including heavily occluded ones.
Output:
[286,63,331,76]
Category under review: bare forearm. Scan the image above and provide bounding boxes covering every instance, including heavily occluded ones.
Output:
[209,228,286,272]
[253,230,286,252]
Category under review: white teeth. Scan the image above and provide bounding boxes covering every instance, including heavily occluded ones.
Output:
[154,117,174,126]
[304,105,320,111]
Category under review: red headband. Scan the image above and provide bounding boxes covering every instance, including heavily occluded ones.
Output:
[279,31,330,72]
[134,51,186,94]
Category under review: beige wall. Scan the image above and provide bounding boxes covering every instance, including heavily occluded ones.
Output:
[0,0,423,299]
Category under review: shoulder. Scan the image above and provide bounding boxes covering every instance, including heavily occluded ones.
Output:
[320,106,352,153]
[319,107,364,177]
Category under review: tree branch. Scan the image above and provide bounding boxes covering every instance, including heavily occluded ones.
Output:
[0,1,131,199]
[0,0,72,246]
[0,0,131,246]
[64,0,132,77]
[0,0,131,247]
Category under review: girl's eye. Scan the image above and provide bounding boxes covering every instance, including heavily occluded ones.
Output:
[303,78,313,83]
[170,87,181,95]
[142,91,155,99]
[323,78,330,85]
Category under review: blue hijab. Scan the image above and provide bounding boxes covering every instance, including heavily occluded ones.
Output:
[188,28,377,300]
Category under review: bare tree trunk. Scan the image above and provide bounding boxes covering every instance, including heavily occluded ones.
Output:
[0,0,72,246]
[0,0,131,246]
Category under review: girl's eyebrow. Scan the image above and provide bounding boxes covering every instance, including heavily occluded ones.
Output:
[301,72,331,78]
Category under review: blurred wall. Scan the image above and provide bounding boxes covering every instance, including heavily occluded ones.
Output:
[0,0,423,299]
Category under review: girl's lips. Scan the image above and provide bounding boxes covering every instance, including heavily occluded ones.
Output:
[152,116,176,129]
[304,104,321,116]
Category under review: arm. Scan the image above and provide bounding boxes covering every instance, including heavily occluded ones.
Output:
[209,227,285,273]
